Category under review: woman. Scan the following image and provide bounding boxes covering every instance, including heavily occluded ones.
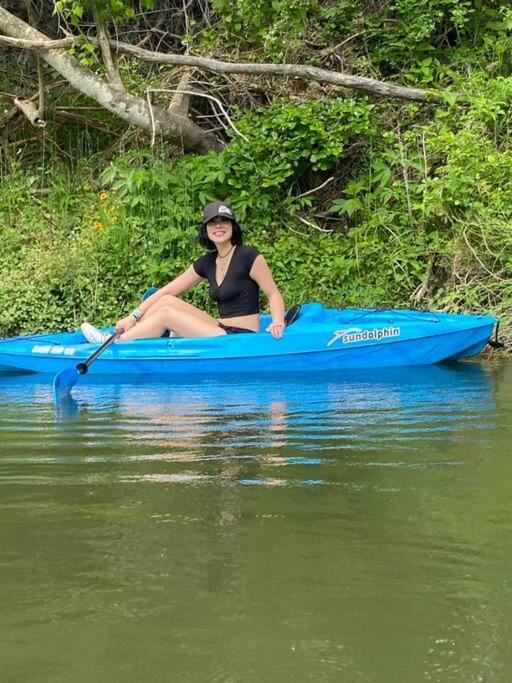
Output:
[81,200,286,343]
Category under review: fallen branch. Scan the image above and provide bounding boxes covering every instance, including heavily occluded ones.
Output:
[296,176,334,198]
[297,216,333,233]
[0,35,73,49]
[0,29,441,103]
[147,88,248,145]
[53,109,118,134]
[13,97,46,127]
[105,40,442,103]
[168,70,193,116]
[7,136,39,147]
[0,7,219,152]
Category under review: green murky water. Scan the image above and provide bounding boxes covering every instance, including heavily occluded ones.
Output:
[1,362,512,682]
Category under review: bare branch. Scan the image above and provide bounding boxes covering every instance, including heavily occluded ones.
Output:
[168,70,193,115]
[0,82,68,131]
[296,177,334,198]
[413,253,436,302]
[148,88,249,144]
[462,229,504,282]
[297,216,333,233]
[24,0,45,118]
[14,97,46,127]
[53,109,118,134]
[105,41,442,103]
[0,35,73,49]
[36,57,45,116]
[0,30,442,103]
[91,0,124,90]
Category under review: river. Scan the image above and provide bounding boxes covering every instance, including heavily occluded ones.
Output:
[1,362,511,682]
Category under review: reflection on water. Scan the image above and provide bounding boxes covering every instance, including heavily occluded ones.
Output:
[0,364,499,485]
[1,362,512,682]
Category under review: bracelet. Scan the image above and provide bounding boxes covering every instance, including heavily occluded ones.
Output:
[130,307,143,322]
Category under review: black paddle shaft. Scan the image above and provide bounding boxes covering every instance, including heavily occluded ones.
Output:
[77,328,124,375]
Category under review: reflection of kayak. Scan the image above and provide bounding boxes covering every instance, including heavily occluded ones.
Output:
[0,303,497,375]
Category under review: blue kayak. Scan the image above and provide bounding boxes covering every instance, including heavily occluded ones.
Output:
[0,303,497,375]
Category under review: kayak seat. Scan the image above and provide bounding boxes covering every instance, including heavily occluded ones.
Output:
[284,304,301,327]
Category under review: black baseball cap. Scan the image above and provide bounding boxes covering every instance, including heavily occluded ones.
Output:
[202,200,237,224]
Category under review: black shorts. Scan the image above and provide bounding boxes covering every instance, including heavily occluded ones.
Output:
[218,323,256,335]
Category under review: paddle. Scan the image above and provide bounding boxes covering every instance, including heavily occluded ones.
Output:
[53,328,124,403]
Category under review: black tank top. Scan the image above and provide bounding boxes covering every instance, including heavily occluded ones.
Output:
[192,246,260,317]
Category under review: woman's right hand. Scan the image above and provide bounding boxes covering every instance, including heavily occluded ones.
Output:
[116,315,136,332]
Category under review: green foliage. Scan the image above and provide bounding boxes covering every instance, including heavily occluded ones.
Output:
[225,98,375,218]
[325,73,512,319]
[101,96,376,235]
[212,0,512,84]
[212,0,318,60]
[66,40,99,67]
[53,0,154,24]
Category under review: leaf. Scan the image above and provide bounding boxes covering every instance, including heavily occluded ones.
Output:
[485,22,507,31]
[329,198,363,217]
[440,91,458,108]
[373,168,392,188]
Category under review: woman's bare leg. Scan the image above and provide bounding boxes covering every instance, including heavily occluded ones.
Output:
[120,305,225,341]
[140,294,217,326]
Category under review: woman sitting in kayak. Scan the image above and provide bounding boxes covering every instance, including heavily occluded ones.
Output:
[81,200,286,343]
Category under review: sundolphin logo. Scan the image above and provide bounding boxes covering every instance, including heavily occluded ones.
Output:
[327,326,400,346]
[327,328,363,346]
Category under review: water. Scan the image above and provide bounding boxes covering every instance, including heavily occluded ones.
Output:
[1,362,512,682]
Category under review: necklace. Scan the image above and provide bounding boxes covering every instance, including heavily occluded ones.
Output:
[216,245,235,283]
[216,244,234,260]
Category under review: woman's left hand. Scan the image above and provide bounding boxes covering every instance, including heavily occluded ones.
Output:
[266,321,286,339]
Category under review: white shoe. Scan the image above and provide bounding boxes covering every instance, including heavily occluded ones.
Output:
[80,322,110,344]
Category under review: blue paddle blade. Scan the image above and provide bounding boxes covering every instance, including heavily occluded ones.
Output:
[53,367,79,403]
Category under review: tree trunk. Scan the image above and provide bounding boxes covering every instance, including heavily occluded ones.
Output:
[0,7,219,152]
